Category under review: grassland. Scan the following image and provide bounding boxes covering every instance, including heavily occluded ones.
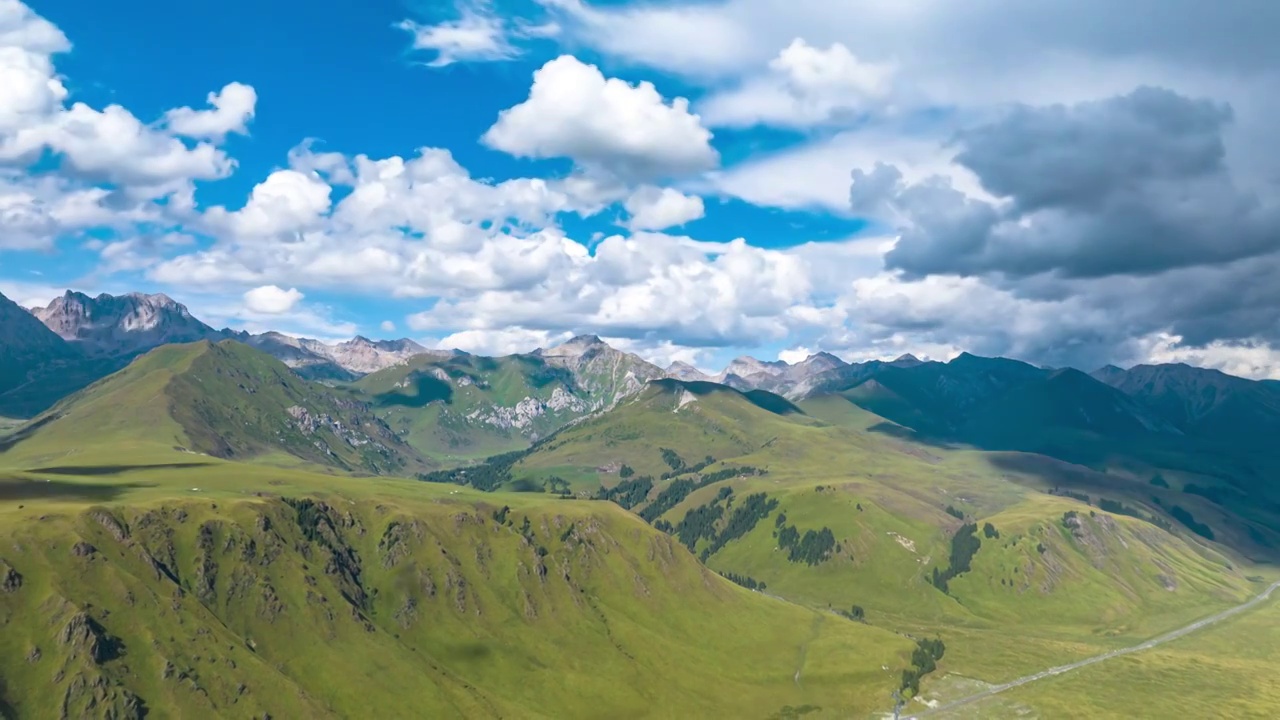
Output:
[502,383,1276,707]
[0,456,916,719]
[929,575,1280,718]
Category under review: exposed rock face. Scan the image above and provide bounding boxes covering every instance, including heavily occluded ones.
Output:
[537,335,666,410]
[32,291,224,357]
[245,332,448,376]
[665,361,710,382]
[467,389,589,430]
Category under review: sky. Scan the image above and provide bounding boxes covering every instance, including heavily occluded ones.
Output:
[3,0,1280,377]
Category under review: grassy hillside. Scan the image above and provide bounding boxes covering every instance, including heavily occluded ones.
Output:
[351,338,665,466]
[0,340,431,476]
[353,353,591,463]
[493,380,1267,702]
[0,466,911,719]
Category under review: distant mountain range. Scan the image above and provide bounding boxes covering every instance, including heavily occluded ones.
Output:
[7,288,1280,494]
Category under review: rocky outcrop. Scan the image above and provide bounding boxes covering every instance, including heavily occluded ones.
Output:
[32,291,225,357]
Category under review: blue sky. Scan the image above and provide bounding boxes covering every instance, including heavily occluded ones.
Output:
[4,0,1280,377]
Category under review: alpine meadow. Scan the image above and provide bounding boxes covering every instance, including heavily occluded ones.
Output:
[5,0,1280,718]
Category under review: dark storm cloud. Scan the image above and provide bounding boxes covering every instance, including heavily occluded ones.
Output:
[857,87,1280,280]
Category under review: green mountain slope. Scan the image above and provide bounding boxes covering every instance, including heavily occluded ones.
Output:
[487,375,1265,701]
[0,479,911,719]
[352,336,666,464]
[1,340,431,475]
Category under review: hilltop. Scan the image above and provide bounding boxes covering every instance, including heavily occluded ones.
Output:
[1,340,431,476]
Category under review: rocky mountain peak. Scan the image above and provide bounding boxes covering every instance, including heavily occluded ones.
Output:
[32,290,221,357]
[666,361,710,382]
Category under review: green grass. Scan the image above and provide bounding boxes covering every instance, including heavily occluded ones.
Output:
[1,340,432,476]
[501,381,1270,703]
[0,461,913,719]
[938,575,1280,718]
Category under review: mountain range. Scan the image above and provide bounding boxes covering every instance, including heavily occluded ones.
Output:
[6,287,1280,718]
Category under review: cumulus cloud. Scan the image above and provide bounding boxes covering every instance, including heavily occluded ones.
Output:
[380,320,396,333]
[482,55,718,180]
[853,88,1280,279]
[623,186,704,231]
[164,82,257,141]
[398,5,519,67]
[243,285,305,314]
[701,39,895,128]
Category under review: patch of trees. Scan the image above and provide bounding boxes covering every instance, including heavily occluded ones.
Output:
[776,523,837,566]
[492,505,511,525]
[1170,505,1215,540]
[900,637,946,697]
[544,476,571,496]
[416,447,530,491]
[719,571,767,592]
[930,523,980,593]
[901,635,952,691]
[596,475,654,510]
[698,465,766,484]
[659,449,717,479]
[619,464,634,478]
[702,493,780,559]
[1183,484,1234,506]
[639,478,698,523]
[675,503,725,551]
[1048,487,1091,504]
[838,605,866,622]
[1150,473,1170,488]
[982,522,999,539]
[653,519,674,534]
[944,505,965,520]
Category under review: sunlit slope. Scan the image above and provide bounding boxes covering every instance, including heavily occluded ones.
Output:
[0,477,911,719]
[0,340,430,475]
[502,381,1257,692]
[513,379,816,485]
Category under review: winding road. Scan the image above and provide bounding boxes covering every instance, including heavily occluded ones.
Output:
[903,579,1280,718]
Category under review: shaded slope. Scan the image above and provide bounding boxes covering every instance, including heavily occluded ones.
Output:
[513,379,817,486]
[0,291,81,396]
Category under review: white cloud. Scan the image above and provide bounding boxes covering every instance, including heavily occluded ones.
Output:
[380,320,396,333]
[1139,335,1280,381]
[206,169,331,238]
[398,7,518,67]
[243,285,304,314]
[482,55,718,180]
[164,82,257,140]
[701,39,895,128]
[624,186,704,230]
[431,327,572,356]
[705,125,988,211]
[0,0,242,201]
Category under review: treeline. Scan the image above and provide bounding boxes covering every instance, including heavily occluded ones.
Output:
[702,493,780,560]
[719,571,767,592]
[596,475,654,510]
[699,465,767,484]
[930,523,980,593]
[639,478,698,522]
[673,491,781,560]
[675,502,724,551]
[415,436,554,491]
[900,637,946,696]
[659,448,717,479]
[1170,504,1215,539]
[775,515,837,566]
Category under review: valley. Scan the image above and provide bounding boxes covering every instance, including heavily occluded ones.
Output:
[3,289,1280,718]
